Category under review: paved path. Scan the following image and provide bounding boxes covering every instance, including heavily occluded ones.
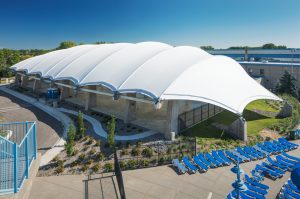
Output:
[0,86,73,166]
[58,107,158,141]
[0,88,63,155]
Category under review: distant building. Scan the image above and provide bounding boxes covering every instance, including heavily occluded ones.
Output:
[239,61,300,90]
[209,49,300,63]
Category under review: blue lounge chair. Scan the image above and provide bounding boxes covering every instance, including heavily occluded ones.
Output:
[284,186,300,199]
[244,182,268,195]
[244,146,262,159]
[205,153,222,167]
[198,153,216,168]
[287,180,300,194]
[262,142,279,154]
[172,159,187,174]
[276,156,294,168]
[193,156,208,172]
[244,175,269,190]
[182,157,198,173]
[231,150,250,162]
[277,155,299,165]
[255,165,282,180]
[261,162,285,175]
[217,150,232,164]
[250,147,267,158]
[237,147,256,161]
[231,190,253,199]
[251,170,264,182]
[225,150,242,163]
[273,140,289,151]
[253,145,270,156]
[257,143,273,154]
[282,188,296,199]
[278,138,299,149]
[264,141,282,153]
[282,152,300,162]
[267,157,289,171]
[212,151,230,166]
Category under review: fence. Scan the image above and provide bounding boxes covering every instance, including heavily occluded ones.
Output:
[178,103,224,132]
[0,121,37,194]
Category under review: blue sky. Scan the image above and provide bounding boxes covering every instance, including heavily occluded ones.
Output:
[1,0,300,49]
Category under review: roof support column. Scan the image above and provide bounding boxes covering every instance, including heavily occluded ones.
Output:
[124,100,136,124]
[165,100,179,140]
[84,85,97,111]
[32,79,41,92]
[57,80,71,100]
[21,75,29,87]
[227,117,247,142]
[15,74,22,86]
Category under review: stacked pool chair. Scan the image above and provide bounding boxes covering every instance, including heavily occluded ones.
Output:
[278,179,300,199]
[227,171,270,199]
[172,137,298,175]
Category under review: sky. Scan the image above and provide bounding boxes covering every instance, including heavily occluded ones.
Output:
[0,0,300,49]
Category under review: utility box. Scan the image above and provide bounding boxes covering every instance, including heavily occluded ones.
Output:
[290,130,300,140]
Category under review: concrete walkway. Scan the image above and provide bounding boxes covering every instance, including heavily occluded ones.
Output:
[27,139,300,199]
[0,86,73,166]
[58,107,158,141]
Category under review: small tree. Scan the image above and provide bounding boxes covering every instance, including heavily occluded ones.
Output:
[107,116,116,148]
[77,111,86,140]
[275,71,298,98]
[65,124,76,156]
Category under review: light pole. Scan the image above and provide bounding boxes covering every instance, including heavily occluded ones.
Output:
[231,162,248,199]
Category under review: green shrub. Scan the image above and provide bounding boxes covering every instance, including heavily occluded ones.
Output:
[158,157,165,165]
[89,149,96,155]
[120,149,129,156]
[70,160,79,167]
[86,159,94,165]
[142,148,153,158]
[55,165,64,174]
[78,154,86,162]
[119,161,127,170]
[131,148,140,156]
[96,152,105,161]
[127,159,137,169]
[77,111,86,140]
[104,162,114,172]
[139,159,149,167]
[56,159,64,167]
[107,117,116,148]
[87,137,94,145]
[92,164,101,172]
[95,140,100,147]
[81,165,88,172]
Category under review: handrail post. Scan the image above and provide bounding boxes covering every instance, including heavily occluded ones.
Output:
[25,136,29,179]
[33,122,37,159]
[13,143,18,193]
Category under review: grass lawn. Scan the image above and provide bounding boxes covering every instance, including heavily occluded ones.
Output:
[246,99,280,112]
[183,99,283,139]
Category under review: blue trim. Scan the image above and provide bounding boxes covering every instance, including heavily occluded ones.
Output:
[13,143,17,194]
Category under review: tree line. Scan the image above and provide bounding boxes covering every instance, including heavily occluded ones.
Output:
[0,41,109,78]
[200,43,288,51]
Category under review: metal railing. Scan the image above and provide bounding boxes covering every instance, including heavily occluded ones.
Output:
[0,121,37,194]
[178,103,224,132]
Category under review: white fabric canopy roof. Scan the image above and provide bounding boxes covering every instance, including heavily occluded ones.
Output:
[11,41,281,114]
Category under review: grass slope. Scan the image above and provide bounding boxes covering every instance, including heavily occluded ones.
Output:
[184,99,283,139]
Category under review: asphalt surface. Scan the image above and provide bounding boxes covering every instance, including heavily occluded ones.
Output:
[0,90,63,154]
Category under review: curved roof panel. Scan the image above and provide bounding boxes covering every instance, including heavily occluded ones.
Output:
[11,41,281,114]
